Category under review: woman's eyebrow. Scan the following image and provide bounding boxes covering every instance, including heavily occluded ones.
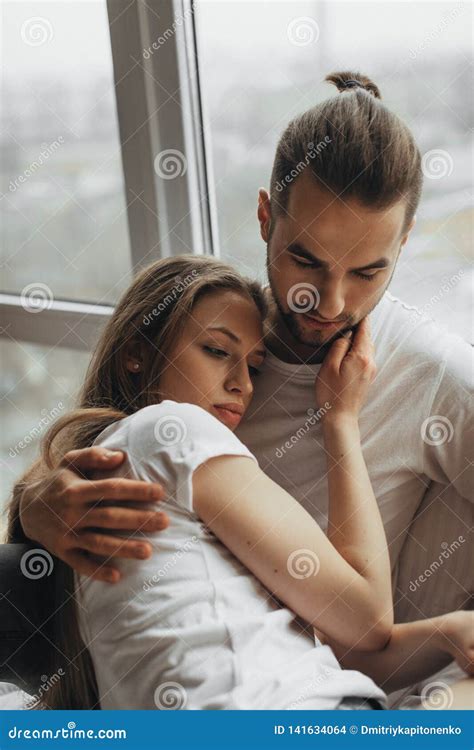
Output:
[207,326,266,358]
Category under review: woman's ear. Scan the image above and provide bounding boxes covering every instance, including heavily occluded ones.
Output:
[123,338,145,373]
[257,188,272,242]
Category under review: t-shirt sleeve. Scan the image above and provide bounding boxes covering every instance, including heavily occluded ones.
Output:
[126,401,258,513]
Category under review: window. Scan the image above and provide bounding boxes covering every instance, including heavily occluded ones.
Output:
[194,0,473,341]
[1,0,131,304]
[0,0,211,511]
[0,340,90,536]
[1,0,472,520]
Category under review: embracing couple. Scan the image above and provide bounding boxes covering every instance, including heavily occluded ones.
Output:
[8,70,473,711]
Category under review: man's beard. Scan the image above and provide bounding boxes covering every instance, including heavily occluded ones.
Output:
[266,261,383,361]
[273,292,354,358]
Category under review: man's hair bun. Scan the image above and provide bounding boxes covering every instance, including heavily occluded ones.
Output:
[325,71,381,100]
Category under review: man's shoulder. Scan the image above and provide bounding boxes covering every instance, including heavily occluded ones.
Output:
[375,291,469,359]
[374,292,472,393]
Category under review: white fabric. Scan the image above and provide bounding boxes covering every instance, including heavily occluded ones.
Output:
[77,400,386,710]
[0,682,30,709]
[236,291,473,595]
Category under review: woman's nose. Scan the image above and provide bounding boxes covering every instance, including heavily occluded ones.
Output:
[226,364,253,397]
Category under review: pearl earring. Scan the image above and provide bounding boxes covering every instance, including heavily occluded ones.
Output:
[133,363,140,371]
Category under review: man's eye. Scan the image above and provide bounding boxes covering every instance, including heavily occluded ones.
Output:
[204,346,229,358]
[291,255,313,267]
[353,271,378,281]
[249,366,261,377]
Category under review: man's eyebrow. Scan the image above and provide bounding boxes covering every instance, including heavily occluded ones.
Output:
[207,326,266,358]
[287,243,390,271]
[350,257,390,271]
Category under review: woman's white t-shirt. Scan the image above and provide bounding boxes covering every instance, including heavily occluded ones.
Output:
[76,400,387,710]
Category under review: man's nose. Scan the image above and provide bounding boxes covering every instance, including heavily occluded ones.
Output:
[315,277,345,320]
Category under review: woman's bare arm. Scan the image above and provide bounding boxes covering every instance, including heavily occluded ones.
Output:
[318,610,474,693]
[193,320,393,651]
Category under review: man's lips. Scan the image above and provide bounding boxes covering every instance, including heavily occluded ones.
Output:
[213,403,244,427]
[302,313,344,329]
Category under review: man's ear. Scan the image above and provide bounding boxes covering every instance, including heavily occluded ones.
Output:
[400,214,416,251]
[257,188,272,242]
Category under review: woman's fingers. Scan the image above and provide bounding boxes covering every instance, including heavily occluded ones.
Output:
[350,316,374,356]
[324,332,353,372]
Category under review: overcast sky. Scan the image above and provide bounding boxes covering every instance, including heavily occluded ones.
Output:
[2,0,471,81]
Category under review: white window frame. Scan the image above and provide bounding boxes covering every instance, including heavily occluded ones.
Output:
[1,0,216,351]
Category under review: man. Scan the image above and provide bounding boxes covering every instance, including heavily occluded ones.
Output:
[10,72,473,703]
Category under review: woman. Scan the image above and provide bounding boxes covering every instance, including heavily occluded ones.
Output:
[7,255,472,710]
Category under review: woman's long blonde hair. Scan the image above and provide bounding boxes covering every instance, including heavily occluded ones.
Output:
[7,254,267,709]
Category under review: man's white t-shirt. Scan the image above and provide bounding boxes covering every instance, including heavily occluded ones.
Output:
[77,400,386,710]
[236,291,473,574]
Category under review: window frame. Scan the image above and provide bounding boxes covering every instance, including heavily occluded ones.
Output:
[1,0,215,351]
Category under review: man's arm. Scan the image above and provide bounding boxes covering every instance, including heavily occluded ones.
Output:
[9,447,169,583]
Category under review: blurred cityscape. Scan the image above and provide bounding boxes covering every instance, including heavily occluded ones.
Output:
[1,0,472,526]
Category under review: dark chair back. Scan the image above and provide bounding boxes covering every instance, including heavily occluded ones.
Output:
[0,544,56,696]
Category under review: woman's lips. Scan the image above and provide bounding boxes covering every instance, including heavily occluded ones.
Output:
[213,406,243,428]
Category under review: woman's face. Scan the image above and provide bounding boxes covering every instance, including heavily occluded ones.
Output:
[156,289,266,431]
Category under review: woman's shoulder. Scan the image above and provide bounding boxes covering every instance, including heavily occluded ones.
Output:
[128,400,237,441]
[103,401,254,462]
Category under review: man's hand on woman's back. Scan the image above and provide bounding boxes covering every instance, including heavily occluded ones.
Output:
[19,447,168,582]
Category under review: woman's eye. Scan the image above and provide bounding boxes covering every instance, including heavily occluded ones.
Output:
[204,346,229,358]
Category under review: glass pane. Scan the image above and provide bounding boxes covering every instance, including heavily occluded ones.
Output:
[1,0,131,304]
[195,0,473,341]
[0,340,90,532]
